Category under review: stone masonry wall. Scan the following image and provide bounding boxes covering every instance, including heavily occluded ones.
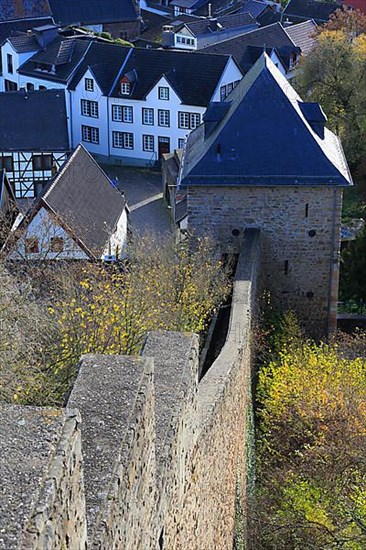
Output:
[1,231,260,549]
[160,229,260,549]
[0,406,87,550]
[67,355,156,550]
[187,185,343,336]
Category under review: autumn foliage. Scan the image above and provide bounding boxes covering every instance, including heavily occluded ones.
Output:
[1,234,230,405]
[251,313,366,549]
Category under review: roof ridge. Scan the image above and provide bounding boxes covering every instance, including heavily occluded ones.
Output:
[201,21,285,50]
[263,57,351,182]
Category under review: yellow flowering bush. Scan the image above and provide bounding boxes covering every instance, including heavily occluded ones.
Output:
[251,328,366,549]
[54,234,230,382]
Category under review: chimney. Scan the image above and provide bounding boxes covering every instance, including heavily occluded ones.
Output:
[283,18,293,27]
[33,25,59,48]
[162,24,175,48]
[208,3,212,17]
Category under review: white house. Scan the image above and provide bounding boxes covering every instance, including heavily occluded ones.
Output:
[3,145,129,261]
[69,47,243,165]
[1,32,243,166]
[1,25,60,92]
[161,13,258,51]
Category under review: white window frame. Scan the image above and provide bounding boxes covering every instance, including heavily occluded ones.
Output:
[158,86,169,100]
[142,108,154,125]
[85,78,94,91]
[158,109,170,127]
[220,85,227,101]
[142,134,154,152]
[112,105,122,121]
[120,82,130,95]
[113,131,134,149]
[178,112,201,129]
[190,113,201,129]
[122,105,133,123]
[82,125,99,144]
[81,99,99,118]
[178,112,190,129]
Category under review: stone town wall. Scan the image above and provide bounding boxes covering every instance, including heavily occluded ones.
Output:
[161,228,260,549]
[21,410,87,550]
[92,359,156,549]
[1,229,260,549]
[187,185,343,336]
[0,406,87,550]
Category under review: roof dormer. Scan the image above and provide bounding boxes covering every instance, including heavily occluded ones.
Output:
[119,70,137,96]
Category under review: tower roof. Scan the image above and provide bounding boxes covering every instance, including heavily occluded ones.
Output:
[180,53,352,187]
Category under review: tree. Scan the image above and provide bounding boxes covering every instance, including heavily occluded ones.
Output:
[0,265,60,405]
[250,333,366,549]
[317,8,366,38]
[340,224,366,302]
[0,233,230,405]
[296,30,366,165]
[52,233,231,393]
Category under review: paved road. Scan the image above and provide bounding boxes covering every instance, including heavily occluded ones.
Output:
[101,165,173,236]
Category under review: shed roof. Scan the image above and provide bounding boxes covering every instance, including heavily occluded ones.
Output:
[285,19,317,55]
[282,0,342,24]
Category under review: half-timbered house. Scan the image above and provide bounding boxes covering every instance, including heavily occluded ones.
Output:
[3,145,129,261]
[0,88,70,198]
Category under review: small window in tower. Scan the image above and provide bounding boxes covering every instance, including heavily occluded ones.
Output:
[284,260,289,275]
[305,203,309,218]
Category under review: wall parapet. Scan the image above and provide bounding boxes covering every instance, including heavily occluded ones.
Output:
[0,230,261,549]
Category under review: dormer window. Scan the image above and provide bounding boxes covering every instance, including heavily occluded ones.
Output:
[121,82,130,95]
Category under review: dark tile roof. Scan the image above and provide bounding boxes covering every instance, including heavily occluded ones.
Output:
[40,145,126,258]
[68,41,131,95]
[0,89,69,152]
[140,9,170,43]
[282,0,342,24]
[19,36,92,83]
[48,0,139,26]
[110,47,233,106]
[170,0,206,8]
[180,53,352,187]
[201,22,300,71]
[257,9,281,26]
[0,0,51,22]
[184,12,257,36]
[237,0,270,19]
[7,32,40,52]
[0,16,54,45]
[285,19,317,55]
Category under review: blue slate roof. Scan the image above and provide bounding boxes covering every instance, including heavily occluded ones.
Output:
[0,89,69,152]
[180,54,352,188]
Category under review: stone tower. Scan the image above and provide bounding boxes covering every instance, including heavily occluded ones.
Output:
[178,54,353,336]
